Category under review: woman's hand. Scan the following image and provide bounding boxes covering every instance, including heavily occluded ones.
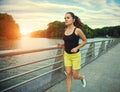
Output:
[57,43,64,47]
[71,47,78,53]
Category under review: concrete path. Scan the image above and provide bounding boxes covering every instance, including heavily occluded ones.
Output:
[45,44,120,92]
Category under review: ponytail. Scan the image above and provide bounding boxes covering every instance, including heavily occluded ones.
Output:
[74,15,83,29]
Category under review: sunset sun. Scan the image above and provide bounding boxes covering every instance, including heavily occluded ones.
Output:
[20,27,33,35]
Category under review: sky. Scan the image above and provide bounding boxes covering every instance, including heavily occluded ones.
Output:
[0,0,120,34]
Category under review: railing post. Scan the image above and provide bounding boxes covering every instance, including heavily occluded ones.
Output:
[98,41,105,56]
[85,42,95,64]
[114,40,118,45]
[106,40,111,51]
[110,40,114,47]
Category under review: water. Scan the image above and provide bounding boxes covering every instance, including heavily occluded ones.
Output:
[0,37,112,91]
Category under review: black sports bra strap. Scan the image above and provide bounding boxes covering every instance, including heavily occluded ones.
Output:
[73,27,76,33]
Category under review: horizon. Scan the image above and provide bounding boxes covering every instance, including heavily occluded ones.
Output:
[0,0,120,35]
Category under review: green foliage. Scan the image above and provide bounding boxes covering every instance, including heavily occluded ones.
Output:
[46,21,65,38]
[0,13,21,39]
[83,24,94,38]
[94,26,120,37]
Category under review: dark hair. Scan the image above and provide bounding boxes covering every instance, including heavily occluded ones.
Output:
[66,12,83,29]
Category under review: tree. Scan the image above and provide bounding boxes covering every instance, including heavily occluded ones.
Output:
[0,13,21,39]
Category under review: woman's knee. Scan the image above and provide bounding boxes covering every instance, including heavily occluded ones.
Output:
[65,67,72,78]
[66,71,72,78]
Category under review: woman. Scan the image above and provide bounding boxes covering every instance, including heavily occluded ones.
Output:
[58,12,87,92]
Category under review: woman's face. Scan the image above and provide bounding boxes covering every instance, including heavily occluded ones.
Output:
[64,13,75,26]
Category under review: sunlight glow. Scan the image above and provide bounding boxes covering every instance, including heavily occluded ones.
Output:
[20,27,33,35]
[20,24,47,35]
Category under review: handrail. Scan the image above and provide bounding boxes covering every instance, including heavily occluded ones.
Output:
[87,39,112,44]
[0,45,62,57]
[80,45,100,52]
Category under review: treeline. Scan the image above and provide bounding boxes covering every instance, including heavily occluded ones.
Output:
[0,13,21,39]
[94,26,120,37]
[31,20,120,38]
[30,21,94,38]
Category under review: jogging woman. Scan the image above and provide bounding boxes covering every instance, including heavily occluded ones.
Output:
[58,12,87,92]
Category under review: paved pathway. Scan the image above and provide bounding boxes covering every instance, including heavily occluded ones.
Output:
[45,44,120,92]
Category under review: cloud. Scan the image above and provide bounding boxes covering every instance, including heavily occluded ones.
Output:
[0,0,86,24]
[0,0,120,32]
[73,0,106,8]
[72,0,120,28]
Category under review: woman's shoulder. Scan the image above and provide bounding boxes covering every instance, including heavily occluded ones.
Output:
[76,27,82,31]
[75,28,83,34]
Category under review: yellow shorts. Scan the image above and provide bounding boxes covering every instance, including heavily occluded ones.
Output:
[64,51,81,70]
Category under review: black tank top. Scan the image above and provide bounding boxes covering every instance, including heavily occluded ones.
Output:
[63,28,80,54]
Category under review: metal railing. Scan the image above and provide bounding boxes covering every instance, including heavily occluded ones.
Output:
[0,39,120,92]
[81,39,120,67]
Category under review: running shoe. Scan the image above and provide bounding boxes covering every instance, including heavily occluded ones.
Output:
[81,76,86,87]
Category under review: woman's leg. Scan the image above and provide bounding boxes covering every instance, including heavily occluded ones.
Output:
[73,69,86,87]
[65,66,72,92]
[73,69,83,80]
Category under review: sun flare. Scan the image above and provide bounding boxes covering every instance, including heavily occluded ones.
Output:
[20,27,33,35]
